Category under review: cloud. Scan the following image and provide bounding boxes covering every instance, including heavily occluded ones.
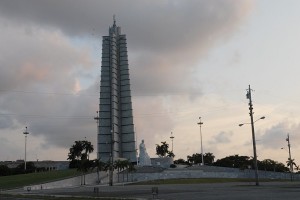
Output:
[0,0,254,96]
[258,121,300,150]
[0,0,254,160]
[209,131,233,144]
[0,17,97,151]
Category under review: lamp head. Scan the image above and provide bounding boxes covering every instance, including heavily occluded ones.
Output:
[23,126,29,135]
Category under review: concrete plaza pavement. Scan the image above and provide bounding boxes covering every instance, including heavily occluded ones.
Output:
[4,181,300,200]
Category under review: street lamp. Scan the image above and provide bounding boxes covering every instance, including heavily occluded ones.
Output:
[239,116,265,186]
[239,116,265,127]
[109,128,115,186]
[94,111,100,159]
[197,117,204,166]
[23,127,29,171]
[170,132,174,153]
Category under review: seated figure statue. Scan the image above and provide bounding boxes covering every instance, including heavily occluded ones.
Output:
[139,139,152,166]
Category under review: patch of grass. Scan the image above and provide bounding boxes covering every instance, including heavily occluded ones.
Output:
[0,169,81,190]
[132,178,290,185]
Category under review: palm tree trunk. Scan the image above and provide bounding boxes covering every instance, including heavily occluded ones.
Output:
[97,169,100,184]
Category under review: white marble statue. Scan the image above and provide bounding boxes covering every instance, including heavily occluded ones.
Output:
[139,139,152,166]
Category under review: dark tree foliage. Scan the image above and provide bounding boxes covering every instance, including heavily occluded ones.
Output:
[286,158,298,172]
[67,140,94,185]
[0,162,47,176]
[187,153,202,164]
[174,158,188,165]
[14,162,36,174]
[67,140,94,170]
[167,151,175,158]
[258,159,289,172]
[156,141,174,157]
[0,165,11,176]
[214,155,251,169]
[187,152,215,165]
[204,152,215,165]
[213,155,289,172]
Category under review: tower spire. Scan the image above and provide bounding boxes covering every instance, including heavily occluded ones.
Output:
[113,15,116,26]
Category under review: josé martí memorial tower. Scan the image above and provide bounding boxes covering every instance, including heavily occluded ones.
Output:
[96,18,136,163]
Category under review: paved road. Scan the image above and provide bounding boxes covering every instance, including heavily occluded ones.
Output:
[3,182,300,200]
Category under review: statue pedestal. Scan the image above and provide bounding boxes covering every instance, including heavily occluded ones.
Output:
[151,157,174,168]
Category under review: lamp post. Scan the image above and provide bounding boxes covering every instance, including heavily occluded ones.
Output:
[23,127,29,171]
[135,128,138,166]
[94,111,100,159]
[239,85,265,186]
[197,117,204,166]
[109,128,115,186]
[170,132,174,153]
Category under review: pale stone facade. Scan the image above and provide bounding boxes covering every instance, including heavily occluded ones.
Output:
[97,19,136,162]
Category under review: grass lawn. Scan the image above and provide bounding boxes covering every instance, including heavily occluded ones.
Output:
[0,169,81,190]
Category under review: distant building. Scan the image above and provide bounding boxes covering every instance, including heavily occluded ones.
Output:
[97,18,136,162]
[0,160,69,170]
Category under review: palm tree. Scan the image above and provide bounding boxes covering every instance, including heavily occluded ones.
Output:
[204,152,215,165]
[82,140,94,160]
[167,151,175,158]
[92,159,106,184]
[67,140,94,185]
[120,160,130,182]
[68,141,84,163]
[286,158,297,172]
[127,161,136,182]
[114,160,123,182]
[68,140,94,163]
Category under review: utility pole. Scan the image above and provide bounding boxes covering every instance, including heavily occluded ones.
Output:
[23,127,29,171]
[197,117,204,166]
[246,85,259,186]
[286,133,293,181]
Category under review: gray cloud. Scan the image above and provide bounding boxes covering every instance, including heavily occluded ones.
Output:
[0,115,15,129]
[258,122,300,150]
[209,131,233,144]
[0,0,254,159]
[0,0,253,96]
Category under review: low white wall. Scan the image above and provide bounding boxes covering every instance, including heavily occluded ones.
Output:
[24,171,109,191]
[24,167,300,190]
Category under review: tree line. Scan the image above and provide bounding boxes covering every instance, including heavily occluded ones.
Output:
[156,141,299,173]
[0,162,48,176]
[174,153,299,173]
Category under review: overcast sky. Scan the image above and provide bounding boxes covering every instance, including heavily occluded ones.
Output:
[0,0,300,166]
